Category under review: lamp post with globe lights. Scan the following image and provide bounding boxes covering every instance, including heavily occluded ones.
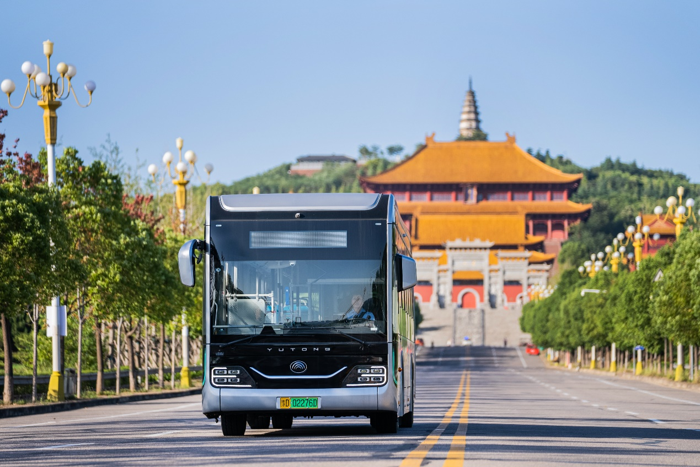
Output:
[147,137,213,235]
[660,186,695,239]
[148,138,212,388]
[2,40,96,401]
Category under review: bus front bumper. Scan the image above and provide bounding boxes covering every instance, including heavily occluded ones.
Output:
[203,382,397,416]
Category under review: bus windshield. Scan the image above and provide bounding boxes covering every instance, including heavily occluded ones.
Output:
[209,220,387,342]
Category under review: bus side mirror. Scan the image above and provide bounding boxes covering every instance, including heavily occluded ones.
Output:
[179,239,202,287]
[396,254,417,291]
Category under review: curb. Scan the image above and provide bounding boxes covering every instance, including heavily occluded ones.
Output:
[543,360,700,394]
[0,387,202,419]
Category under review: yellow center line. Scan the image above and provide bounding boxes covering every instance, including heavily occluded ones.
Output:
[399,371,467,467]
[443,372,471,467]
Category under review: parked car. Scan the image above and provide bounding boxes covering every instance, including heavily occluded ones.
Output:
[415,338,425,346]
[525,344,540,356]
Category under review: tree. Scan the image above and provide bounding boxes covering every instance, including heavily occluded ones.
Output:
[56,147,124,395]
[0,109,65,403]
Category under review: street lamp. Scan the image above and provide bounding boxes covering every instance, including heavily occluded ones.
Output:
[2,40,95,401]
[660,186,696,239]
[147,137,213,234]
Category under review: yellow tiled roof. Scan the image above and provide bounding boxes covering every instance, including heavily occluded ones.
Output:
[362,135,583,185]
[528,251,557,263]
[398,200,592,216]
[453,271,484,280]
[413,214,544,247]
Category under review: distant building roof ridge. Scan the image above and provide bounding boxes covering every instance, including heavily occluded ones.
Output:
[296,154,356,163]
[361,134,583,186]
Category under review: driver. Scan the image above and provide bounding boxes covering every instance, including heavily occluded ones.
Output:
[344,295,375,320]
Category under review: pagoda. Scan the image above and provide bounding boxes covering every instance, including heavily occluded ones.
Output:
[360,85,591,310]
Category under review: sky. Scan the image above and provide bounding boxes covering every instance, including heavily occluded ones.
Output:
[1,1,699,186]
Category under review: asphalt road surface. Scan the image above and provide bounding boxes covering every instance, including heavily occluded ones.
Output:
[2,346,700,466]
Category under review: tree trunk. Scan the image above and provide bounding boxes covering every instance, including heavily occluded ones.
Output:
[107,323,115,370]
[94,316,104,395]
[171,325,176,390]
[158,323,164,389]
[1,313,14,404]
[77,288,83,399]
[116,318,122,395]
[32,305,38,403]
[125,319,138,393]
[144,317,149,391]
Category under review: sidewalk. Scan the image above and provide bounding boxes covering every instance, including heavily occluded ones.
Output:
[0,386,202,419]
[543,359,700,394]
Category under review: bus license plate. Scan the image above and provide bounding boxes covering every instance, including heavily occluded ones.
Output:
[279,397,319,409]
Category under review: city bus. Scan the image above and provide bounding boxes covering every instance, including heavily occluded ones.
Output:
[178,193,417,436]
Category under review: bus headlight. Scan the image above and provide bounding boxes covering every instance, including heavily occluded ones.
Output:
[342,365,387,386]
[211,366,256,388]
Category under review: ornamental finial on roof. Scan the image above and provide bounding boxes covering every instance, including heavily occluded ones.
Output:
[505,132,516,143]
[425,133,436,145]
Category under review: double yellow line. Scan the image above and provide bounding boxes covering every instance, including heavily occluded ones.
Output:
[399,370,471,467]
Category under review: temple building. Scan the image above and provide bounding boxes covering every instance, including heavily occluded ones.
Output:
[360,85,592,310]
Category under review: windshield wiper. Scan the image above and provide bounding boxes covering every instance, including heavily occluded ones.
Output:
[218,335,255,348]
[332,329,368,346]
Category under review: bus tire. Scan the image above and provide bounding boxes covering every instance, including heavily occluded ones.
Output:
[399,411,414,428]
[247,415,270,429]
[221,414,247,436]
[371,412,398,434]
[272,414,293,429]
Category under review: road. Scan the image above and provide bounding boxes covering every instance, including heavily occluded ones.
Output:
[1,346,700,466]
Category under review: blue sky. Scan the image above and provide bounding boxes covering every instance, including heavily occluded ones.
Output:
[1,1,699,186]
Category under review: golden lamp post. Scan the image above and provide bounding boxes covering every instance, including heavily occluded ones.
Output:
[147,137,213,234]
[2,40,96,401]
[148,139,212,388]
[659,186,695,239]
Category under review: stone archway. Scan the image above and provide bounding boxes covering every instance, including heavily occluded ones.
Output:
[414,291,425,303]
[457,288,481,309]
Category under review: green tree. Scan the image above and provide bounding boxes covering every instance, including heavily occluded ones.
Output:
[0,109,68,403]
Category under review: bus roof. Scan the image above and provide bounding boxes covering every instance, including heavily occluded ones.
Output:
[219,193,382,212]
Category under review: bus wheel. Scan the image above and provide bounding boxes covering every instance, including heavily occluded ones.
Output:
[399,411,414,428]
[221,414,247,436]
[371,412,398,434]
[247,415,271,429]
[272,414,293,429]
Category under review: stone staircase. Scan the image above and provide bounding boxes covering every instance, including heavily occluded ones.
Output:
[416,302,530,347]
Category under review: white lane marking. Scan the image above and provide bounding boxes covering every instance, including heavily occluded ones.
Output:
[145,430,180,437]
[563,392,569,396]
[607,408,618,411]
[38,443,94,450]
[649,419,666,424]
[515,346,528,368]
[571,397,578,400]
[592,404,600,407]
[581,400,589,403]
[594,378,700,407]
[555,389,562,393]
[10,421,57,428]
[491,347,499,366]
[625,411,639,416]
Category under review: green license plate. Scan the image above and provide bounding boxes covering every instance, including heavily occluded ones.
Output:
[279,397,319,409]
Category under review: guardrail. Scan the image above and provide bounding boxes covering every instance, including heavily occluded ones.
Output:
[0,366,203,387]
